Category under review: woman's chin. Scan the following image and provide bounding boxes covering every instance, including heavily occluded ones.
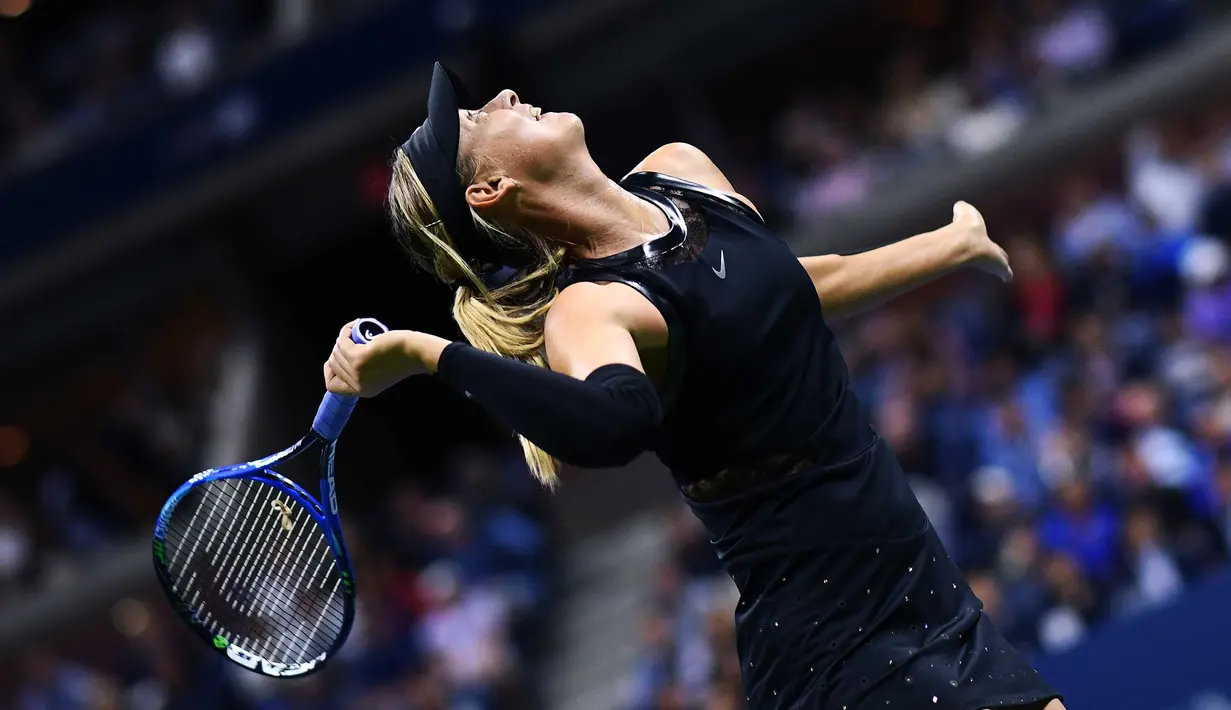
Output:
[545,111,580,125]
[560,111,585,137]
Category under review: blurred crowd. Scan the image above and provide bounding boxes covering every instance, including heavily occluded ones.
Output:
[316,452,555,710]
[751,0,1194,226]
[4,0,284,176]
[0,0,1196,195]
[0,298,231,605]
[0,0,534,177]
[2,299,557,710]
[626,84,1231,710]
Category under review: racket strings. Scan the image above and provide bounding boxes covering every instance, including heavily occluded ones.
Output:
[171,478,343,662]
[162,476,346,665]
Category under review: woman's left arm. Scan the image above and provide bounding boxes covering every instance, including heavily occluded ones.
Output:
[799,202,1012,320]
[631,146,1009,319]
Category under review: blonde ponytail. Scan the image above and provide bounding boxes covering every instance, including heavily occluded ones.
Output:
[387,150,565,488]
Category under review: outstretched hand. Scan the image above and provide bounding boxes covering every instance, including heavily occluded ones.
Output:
[323,322,428,398]
[952,201,1013,283]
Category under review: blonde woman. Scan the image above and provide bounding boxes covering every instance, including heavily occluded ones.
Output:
[324,63,1064,710]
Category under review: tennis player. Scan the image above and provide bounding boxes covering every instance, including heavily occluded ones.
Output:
[323,63,1064,710]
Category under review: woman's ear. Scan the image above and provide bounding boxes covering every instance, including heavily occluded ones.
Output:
[464,176,519,212]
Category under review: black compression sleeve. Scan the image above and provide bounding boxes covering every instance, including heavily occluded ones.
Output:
[435,342,662,469]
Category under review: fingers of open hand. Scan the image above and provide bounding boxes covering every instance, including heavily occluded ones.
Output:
[953,201,986,231]
[978,244,1013,282]
[999,245,1014,282]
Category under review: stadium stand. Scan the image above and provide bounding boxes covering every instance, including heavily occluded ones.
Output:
[2,1,1230,709]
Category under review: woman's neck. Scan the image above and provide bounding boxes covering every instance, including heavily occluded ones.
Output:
[516,166,670,259]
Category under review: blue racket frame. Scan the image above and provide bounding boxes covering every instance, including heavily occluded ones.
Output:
[152,317,387,678]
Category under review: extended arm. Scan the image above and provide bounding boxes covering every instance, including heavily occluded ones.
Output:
[798,202,1011,320]
[630,146,1010,320]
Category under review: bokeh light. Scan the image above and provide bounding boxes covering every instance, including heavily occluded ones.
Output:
[0,425,30,468]
[0,0,31,18]
[111,598,152,638]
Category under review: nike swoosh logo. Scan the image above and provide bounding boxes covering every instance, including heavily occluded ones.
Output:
[712,250,726,279]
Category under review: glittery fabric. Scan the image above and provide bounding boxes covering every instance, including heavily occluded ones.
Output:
[686,439,1061,709]
[561,172,1061,708]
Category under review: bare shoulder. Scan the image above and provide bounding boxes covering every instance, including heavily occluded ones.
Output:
[547,281,666,340]
[544,281,667,379]
[630,143,720,181]
[629,142,760,216]
[545,281,619,329]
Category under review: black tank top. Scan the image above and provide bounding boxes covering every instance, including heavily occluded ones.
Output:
[558,172,1060,709]
[558,171,876,485]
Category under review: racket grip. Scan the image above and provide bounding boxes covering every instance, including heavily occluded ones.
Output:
[313,318,389,440]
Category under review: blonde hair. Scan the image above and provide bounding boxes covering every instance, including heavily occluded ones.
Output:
[387,149,566,488]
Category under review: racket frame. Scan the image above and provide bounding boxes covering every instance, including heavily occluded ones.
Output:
[152,316,386,678]
[152,433,356,678]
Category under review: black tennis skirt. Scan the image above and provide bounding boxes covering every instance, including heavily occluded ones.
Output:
[682,438,1062,709]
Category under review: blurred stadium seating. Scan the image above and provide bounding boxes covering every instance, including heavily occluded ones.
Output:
[2,0,1231,709]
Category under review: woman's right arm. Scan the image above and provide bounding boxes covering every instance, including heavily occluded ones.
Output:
[401,282,665,468]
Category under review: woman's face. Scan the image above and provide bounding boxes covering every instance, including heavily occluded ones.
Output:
[458,88,585,206]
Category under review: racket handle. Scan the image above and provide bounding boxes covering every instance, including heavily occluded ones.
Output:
[313,318,389,440]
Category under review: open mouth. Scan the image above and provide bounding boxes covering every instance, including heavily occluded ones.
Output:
[531,106,542,121]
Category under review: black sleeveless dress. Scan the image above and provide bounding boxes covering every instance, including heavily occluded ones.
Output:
[557,172,1062,710]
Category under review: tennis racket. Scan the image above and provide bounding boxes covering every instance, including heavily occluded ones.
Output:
[153,317,388,678]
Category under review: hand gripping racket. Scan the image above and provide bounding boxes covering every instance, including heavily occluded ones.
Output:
[153,318,388,678]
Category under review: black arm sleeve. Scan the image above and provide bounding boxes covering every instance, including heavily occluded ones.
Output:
[435,342,662,469]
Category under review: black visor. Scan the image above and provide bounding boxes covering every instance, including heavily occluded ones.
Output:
[400,63,533,285]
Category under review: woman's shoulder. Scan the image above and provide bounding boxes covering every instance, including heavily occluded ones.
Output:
[544,280,670,375]
[551,277,668,332]
[626,143,761,219]
[628,143,718,181]
[549,279,663,331]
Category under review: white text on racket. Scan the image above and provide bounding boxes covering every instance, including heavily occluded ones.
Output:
[226,643,326,677]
